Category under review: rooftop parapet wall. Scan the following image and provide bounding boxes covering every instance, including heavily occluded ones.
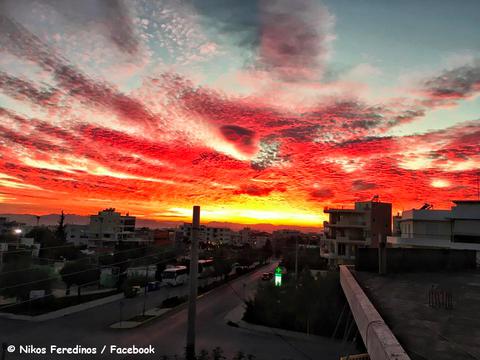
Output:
[339,266,410,360]
[355,248,477,272]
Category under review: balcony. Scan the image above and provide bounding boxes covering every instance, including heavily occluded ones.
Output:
[325,235,366,243]
[327,221,367,228]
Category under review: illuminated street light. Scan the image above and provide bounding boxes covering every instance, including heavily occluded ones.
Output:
[13,228,22,235]
[274,266,282,287]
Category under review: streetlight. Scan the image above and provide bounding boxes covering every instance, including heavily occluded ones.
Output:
[13,229,22,235]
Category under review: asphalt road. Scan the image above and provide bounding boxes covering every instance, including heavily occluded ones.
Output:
[0,264,355,360]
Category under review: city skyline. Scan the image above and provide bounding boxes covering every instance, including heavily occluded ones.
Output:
[0,0,479,226]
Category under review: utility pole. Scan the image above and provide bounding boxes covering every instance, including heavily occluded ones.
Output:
[294,237,299,285]
[186,206,200,360]
[142,264,149,316]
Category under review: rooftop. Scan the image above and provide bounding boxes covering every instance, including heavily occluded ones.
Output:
[354,270,480,360]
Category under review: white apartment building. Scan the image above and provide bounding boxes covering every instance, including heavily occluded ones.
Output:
[179,223,234,245]
[322,201,392,266]
[387,200,480,250]
[65,224,89,246]
[87,208,149,248]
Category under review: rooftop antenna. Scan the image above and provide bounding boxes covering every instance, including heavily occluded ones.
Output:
[419,203,433,210]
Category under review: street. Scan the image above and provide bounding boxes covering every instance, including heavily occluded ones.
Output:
[0,264,354,360]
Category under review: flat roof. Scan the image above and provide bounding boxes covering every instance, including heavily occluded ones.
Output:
[324,208,364,213]
[355,270,480,360]
[452,200,480,204]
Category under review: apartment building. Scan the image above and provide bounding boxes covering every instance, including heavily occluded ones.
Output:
[322,200,392,266]
[387,200,480,250]
[87,208,148,249]
[179,223,234,245]
[65,224,89,246]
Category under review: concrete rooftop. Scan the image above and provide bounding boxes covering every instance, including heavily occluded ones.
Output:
[354,270,480,360]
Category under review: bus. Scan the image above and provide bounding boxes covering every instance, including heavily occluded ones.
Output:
[161,266,188,286]
[198,259,214,279]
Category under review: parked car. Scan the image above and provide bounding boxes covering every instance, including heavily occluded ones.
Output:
[261,272,273,281]
[147,281,162,292]
[124,285,141,298]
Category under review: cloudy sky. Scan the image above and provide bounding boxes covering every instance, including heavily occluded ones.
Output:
[0,0,479,226]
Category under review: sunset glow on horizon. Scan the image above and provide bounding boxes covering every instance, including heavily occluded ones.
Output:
[0,0,479,227]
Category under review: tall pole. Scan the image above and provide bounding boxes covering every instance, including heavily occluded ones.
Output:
[294,237,299,286]
[142,264,149,316]
[186,206,200,360]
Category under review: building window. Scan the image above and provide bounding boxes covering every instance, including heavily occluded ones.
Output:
[338,243,346,256]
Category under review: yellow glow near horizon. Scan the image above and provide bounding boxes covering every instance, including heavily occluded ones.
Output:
[431,179,450,188]
[154,205,325,227]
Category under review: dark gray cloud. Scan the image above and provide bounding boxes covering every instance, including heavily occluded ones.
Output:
[192,0,331,82]
[423,60,480,102]
[310,188,334,200]
[191,0,260,49]
[352,180,377,191]
[0,15,158,131]
[0,0,138,55]
[0,71,57,105]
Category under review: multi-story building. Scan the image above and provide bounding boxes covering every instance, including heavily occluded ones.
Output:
[179,223,234,245]
[322,200,392,266]
[65,224,89,246]
[204,226,234,244]
[178,223,206,242]
[387,200,480,250]
[87,208,147,249]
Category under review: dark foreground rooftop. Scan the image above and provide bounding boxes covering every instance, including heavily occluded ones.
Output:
[355,270,480,360]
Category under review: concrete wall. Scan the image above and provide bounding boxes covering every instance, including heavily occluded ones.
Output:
[356,248,477,272]
[340,266,410,360]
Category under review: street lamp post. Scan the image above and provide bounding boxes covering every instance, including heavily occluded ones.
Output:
[186,206,200,360]
[142,264,149,317]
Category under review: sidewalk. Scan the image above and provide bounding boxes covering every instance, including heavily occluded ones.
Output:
[0,292,125,322]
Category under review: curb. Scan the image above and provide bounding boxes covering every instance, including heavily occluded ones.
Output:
[0,293,124,322]
[235,320,325,342]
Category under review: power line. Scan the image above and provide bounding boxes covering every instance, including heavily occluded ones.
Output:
[0,244,176,276]
[0,278,101,312]
[0,256,186,312]
[0,249,175,292]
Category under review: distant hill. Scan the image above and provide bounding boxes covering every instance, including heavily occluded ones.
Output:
[0,213,322,233]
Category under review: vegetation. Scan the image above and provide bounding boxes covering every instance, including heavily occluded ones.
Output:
[0,290,118,315]
[59,259,100,296]
[0,266,53,301]
[212,254,233,280]
[243,269,344,337]
[282,247,327,272]
[158,347,257,360]
[260,239,273,264]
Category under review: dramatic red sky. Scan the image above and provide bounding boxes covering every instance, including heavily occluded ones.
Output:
[0,0,479,226]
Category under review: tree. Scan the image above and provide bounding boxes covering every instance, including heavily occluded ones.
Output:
[60,260,100,296]
[213,257,232,280]
[236,246,255,268]
[55,210,67,243]
[260,239,273,264]
[0,266,53,301]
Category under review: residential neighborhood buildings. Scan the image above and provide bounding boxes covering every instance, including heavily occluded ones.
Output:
[321,200,392,266]
[387,200,480,251]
